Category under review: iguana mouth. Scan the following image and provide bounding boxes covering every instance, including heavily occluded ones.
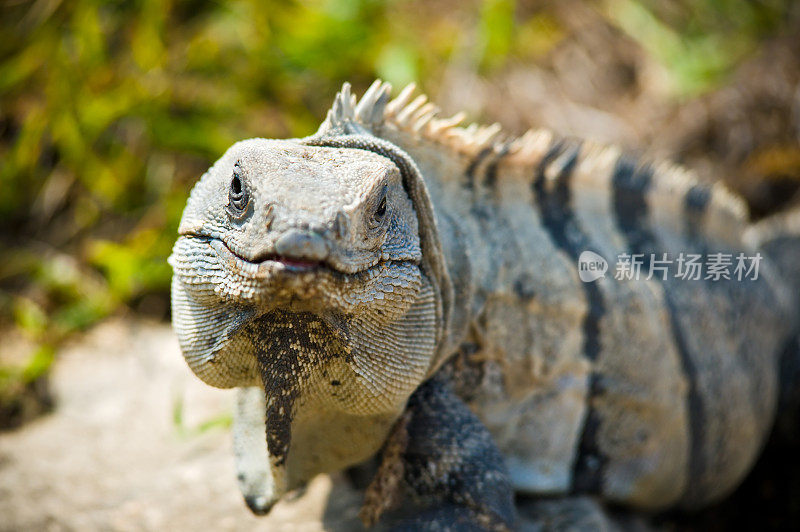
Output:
[248,252,323,272]
[205,237,348,275]
[192,235,418,278]
[223,240,332,272]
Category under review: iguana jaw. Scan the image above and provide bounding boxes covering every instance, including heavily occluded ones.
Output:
[171,232,434,388]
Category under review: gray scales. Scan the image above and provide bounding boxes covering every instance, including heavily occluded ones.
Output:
[169,80,800,530]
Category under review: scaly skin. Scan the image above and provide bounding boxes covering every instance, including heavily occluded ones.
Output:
[170,81,799,529]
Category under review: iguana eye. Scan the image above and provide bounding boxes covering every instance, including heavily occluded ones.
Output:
[375,196,387,220]
[228,163,249,217]
[371,186,388,227]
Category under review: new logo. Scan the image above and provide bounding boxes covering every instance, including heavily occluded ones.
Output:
[578,250,608,283]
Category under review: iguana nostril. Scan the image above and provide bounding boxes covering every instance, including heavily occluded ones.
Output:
[333,210,350,239]
[274,230,329,261]
[264,203,275,229]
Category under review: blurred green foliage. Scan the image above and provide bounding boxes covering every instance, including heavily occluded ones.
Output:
[0,0,795,419]
[608,0,790,95]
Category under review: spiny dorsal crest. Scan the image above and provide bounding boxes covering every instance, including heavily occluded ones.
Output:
[317,79,506,155]
[317,80,748,224]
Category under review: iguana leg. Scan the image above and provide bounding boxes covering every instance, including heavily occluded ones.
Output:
[232,386,274,514]
[376,374,517,531]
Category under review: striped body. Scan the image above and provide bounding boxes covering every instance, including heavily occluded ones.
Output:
[370,117,794,509]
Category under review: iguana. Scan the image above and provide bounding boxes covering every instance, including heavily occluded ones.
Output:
[169,80,800,530]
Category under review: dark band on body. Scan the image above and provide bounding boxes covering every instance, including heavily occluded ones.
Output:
[610,156,707,497]
[531,137,608,494]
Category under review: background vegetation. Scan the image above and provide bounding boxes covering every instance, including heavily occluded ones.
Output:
[1,0,798,426]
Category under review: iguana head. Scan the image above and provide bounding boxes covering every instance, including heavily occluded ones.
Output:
[169,132,447,511]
